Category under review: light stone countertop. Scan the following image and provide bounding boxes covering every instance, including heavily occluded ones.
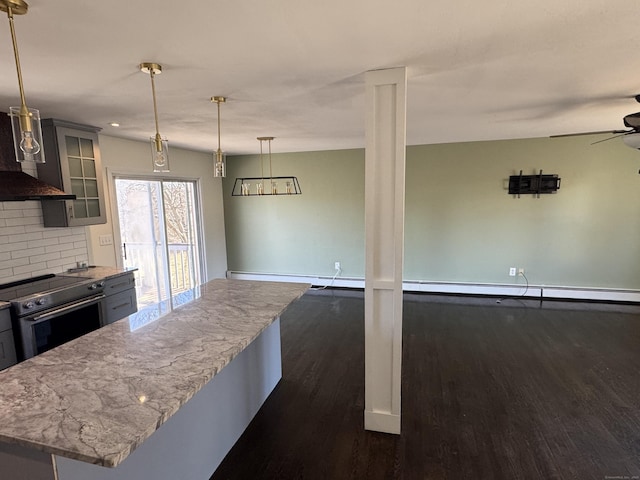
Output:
[64,265,137,281]
[0,279,309,467]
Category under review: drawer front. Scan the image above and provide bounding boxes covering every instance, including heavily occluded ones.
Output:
[104,289,138,325]
[0,329,17,370]
[0,309,11,331]
[104,273,135,296]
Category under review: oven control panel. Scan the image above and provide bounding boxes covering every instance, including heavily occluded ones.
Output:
[23,297,49,310]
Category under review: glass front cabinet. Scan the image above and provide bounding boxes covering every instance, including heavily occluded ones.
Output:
[38,119,106,227]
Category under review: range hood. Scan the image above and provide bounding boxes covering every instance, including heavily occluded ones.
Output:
[0,112,74,201]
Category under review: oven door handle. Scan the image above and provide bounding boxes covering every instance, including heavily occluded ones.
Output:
[30,294,106,322]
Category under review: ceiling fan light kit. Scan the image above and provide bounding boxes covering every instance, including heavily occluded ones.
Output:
[552,95,640,151]
[621,132,640,149]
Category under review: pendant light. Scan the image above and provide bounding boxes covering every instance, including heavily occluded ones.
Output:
[211,96,226,178]
[0,0,44,163]
[140,62,169,172]
[231,137,302,196]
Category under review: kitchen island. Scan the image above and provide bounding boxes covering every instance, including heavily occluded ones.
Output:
[0,278,309,480]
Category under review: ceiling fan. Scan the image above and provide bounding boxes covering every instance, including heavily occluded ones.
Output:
[551,94,640,148]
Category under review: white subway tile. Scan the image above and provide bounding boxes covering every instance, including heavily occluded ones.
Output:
[11,247,45,259]
[6,216,44,227]
[45,243,76,253]
[14,262,49,275]
[10,232,44,244]
[29,252,62,264]
[0,209,28,219]
[3,257,31,269]
[0,268,14,278]
[0,226,27,236]
[27,238,60,249]
[61,248,87,259]
[2,201,39,210]
[42,228,75,238]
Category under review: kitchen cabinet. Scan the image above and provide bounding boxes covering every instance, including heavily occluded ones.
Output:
[37,119,106,227]
[0,307,17,371]
[103,272,138,325]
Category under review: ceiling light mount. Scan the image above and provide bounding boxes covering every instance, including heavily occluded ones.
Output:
[1,0,44,164]
[211,96,226,177]
[0,0,28,16]
[140,62,169,172]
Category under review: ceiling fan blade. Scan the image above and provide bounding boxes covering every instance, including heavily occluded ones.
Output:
[590,131,633,145]
[550,130,625,139]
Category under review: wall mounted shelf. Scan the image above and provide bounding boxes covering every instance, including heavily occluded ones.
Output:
[508,170,561,197]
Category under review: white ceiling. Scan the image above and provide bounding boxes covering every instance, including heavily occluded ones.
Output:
[1,0,640,155]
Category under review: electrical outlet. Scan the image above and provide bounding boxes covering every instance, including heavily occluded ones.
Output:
[518,268,525,276]
[335,261,341,270]
[509,267,516,277]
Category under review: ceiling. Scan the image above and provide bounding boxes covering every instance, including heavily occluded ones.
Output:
[1,0,640,155]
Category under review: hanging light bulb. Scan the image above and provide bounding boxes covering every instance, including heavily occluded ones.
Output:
[140,62,169,172]
[211,96,226,178]
[1,0,44,163]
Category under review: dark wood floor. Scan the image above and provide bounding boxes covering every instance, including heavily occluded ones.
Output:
[210,290,640,480]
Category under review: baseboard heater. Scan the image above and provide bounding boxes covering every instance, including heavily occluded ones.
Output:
[226,271,640,304]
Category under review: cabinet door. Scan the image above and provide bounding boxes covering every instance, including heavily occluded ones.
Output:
[0,310,17,370]
[57,127,106,226]
[104,289,138,325]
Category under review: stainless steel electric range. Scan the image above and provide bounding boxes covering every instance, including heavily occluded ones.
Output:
[0,273,107,360]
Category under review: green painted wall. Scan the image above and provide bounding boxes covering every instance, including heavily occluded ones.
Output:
[223,136,640,289]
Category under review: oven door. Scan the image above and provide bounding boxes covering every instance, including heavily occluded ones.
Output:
[17,294,106,360]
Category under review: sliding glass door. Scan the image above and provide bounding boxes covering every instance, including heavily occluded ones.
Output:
[114,178,203,317]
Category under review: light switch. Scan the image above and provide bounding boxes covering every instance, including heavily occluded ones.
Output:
[99,234,113,246]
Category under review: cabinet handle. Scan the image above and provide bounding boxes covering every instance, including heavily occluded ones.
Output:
[68,204,74,219]
[112,302,130,310]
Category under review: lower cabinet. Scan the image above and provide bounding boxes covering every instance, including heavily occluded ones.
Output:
[0,308,17,371]
[103,273,138,325]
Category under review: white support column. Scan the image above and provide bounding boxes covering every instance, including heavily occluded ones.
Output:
[364,67,407,435]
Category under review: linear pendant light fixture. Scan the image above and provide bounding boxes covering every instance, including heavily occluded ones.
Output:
[211,96,226,178]
[0,0,44,163]
[140,62,169,172]
[232,136,301,196]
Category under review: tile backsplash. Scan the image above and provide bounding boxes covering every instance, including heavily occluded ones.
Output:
[0,163,87,283]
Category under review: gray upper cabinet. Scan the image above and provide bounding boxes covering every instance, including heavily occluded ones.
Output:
[38,119,106,227]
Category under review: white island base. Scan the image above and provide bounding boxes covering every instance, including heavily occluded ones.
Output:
[0,318,282,480]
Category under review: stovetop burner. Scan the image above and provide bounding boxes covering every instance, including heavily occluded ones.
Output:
[0,274,92,301]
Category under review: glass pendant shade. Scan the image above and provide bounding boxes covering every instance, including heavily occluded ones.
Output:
[9,106,44,163]
[211,96,226,178]
[150,134,170,172]
[214,150,225,178]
